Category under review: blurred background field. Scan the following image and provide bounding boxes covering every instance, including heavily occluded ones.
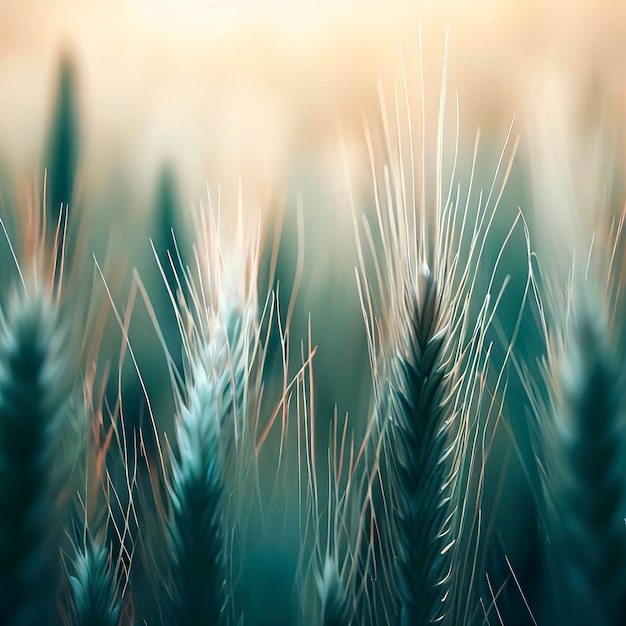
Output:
[1,1,626,624]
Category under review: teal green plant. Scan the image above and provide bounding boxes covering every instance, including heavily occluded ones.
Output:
[0,288,72,625]
[350,46,520,625]
[318,556,350,626]
[161,197,260,626]
[68,535,122,626]
[44,52,80,289]
[166,355,230,625]
[530,285,626,626]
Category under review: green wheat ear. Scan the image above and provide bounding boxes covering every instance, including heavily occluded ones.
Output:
[388,265,458,626]
[45,53,79,238]
[348,36,519,623]
[68,535,121,626]
[152,166,187,305]
[318,556,350,626]
[165,269,251,626]
[0,288,71,625]
[165,314,251,626]
[167,357,227,626]
[543,291,626,625]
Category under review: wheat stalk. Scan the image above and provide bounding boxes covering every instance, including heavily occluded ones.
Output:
[68,535,121,626]
[521,96,626,624]
[318,555,350,626]
[298,397,365,626]
[0,175,123,625]
[529,283,626,626]
[347,37,519,625]
[166,354,230,625]
[0,288,71,625]
[388,264,458,626]
[152,187,261,626]
[557,296,626,624]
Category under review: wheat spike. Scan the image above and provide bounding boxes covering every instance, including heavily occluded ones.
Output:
[163,192,255,626]
[542,292,626,625]
[388,264,458,626]
[167,356,229,625]
[68,536,121,626]
[349,38,518,625]
[0,289,70,625]
[318,556,350,626]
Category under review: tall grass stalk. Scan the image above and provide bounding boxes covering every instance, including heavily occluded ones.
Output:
[296,362,367,626]
[166,354,230,625]
[318,555,350,626]
[64,347,137,626]
[527,277,626,625]
[44,53,80,282]
[67,535,122,626]
[522,101,626,624]
[0,179,120,625]
[146,186,262,626]
[556,295,626,624]
[0,287,71,625]
[347,37,520,625]
[0,180,84,625]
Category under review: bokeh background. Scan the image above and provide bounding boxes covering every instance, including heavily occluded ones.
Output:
[1,1,626,624]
